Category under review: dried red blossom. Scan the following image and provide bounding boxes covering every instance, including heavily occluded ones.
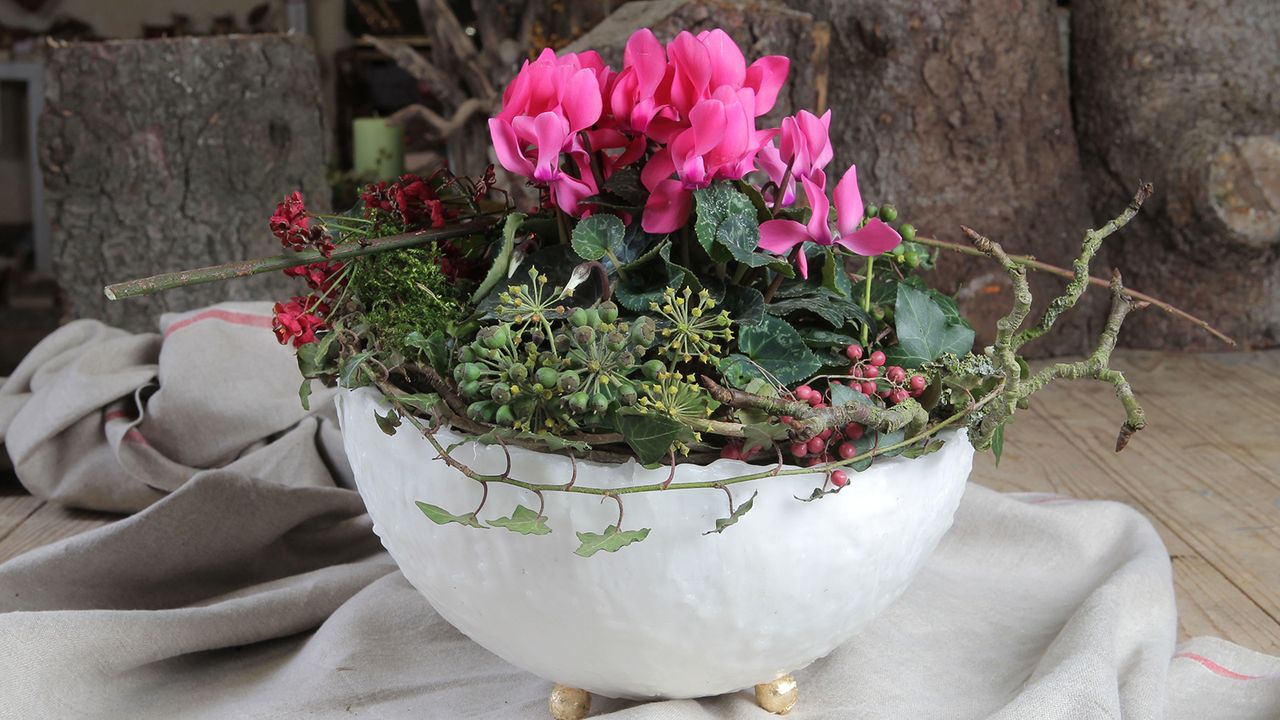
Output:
[272,296,329,348]
[283,260,345,292]
[395,175,447,229]
[270,191,312,251]
[360,181,395,215]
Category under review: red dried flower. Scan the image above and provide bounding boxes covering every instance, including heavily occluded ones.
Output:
[272,296,329,348]
[283,260,345,292]
[394,174,447,229]
[270,192,312,251]
[360,181,395,214]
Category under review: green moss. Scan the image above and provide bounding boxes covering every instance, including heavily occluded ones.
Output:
[349,247,464,350]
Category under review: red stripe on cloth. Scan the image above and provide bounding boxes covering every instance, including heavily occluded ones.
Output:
[1173,652,1265,680]
[164,309,273,338]
[123,428,149,446]
[104,409,132,423]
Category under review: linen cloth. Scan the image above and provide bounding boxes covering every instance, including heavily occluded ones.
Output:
[0,303,1275,719]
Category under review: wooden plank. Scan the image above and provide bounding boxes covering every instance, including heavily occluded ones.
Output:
[974,399,1280,653]
[0,503,117,564]
[1018,351,1280,649]
[0,485,44,546]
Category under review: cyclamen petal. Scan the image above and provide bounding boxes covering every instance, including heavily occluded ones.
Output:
[488,118,535,177]
[836,218,903,257]
[531,112,570,182]
[642,178,694,234]
[833,164,865,237]
[759,218,809,254]
[744,55,789,116]
[699,29,747,88]
[801,173,833,246]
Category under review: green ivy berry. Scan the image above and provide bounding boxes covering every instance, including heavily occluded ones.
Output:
[491,382,512,404]
[585,309,602,329]
[605,331,627,352]
[598,301,619,324]
[460,380,482,399]
[617,382,638,405]
[482,327,508,349]
[461,363,483,382]
[558,371,581,393]
[642,359,665,380]
[507,364,529,382]
[569,308,590,327]
[535,367,560,388]
[865,203,879,219]
[567,391,590,413]
[899,223,917,242]
[494,404,516,427]
[467,401,494,423]
[589,393,609,414]
[458,346,477,363]
[878,203,898,223]
[905,250,921,268]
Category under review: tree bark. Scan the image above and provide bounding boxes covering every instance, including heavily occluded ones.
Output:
[778,0,1102,356]
[1072,0,1280,350]
[40,35,330,332]
[565,0,830,130]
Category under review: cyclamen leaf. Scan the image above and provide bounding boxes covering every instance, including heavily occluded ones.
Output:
[722,284,765,326]
[574,526,651,557]
[704,491,758,535]
[488,505,552,535]
[890,285,975,368]
[571,214,625,262]
[694,182,765,264]
[375,408,401,436]
[416,501,485,529]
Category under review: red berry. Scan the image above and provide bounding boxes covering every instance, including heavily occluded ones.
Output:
[720,445,741,460]
[845,344,864,361]
[795,384,814,400]
[860,381,877,395]
[818,428,833,441]
[886,366,906,383]
[878,390,891,399]
[831,470,849,487]
[811,401,826,409]
[807,394,824,407]
[909,375,927,392]
[789,442,809,458]
[844,423,865,440]
[863,365,880,379]
[870,350,886,367]
[850,365,864,379]
[831,379,843,386]
[807,437,827,455]
[838,442,857,459]
[779,415,793,424]
[890,389,909,404]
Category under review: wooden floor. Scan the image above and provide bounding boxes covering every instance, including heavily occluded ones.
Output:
[0,351,1277,654]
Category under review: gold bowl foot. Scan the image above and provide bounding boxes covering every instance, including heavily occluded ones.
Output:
[754,674,798,714]
[549,683,591,720]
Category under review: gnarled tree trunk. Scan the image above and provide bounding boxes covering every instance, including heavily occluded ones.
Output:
[41,35,330,332]
[1072,0,1280,350]
[781,0,1103,356]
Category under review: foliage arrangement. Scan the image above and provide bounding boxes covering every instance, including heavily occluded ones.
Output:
[107,29,1225,557]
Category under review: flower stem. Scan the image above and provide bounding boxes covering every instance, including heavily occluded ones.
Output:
[861,255,874,346]
[104,216,500,300]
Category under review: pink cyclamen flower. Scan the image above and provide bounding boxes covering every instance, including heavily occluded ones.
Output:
[488,48,607,216]
[758,165,902,278]
[757,109,833,206]
[640,86,777,233]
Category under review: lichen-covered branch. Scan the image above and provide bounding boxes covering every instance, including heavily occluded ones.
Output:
[699,375,928,442]
[1014,183,1153,348]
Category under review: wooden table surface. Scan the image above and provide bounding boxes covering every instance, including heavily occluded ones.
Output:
[1,350,1277,654]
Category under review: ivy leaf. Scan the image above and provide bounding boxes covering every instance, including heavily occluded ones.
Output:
[574,526,651,557]
[991,421,1007,465]
[416,501,485,529]
[470,212,523,304]
[571,214,625,262]
[375,408,401,436]
[735,315,822,385]
[891,285,975,368]
[488,505,552,535]
[395,392,441,414]
[740,422,780,452]
[473,427,591,454]
[298,379,313,411]
[798,328,860,349]
[613,241,686,312]
[798,486,841,502]
[339,351,375,388]
[902,439,946,459]
[403,329,451,374]
[704,491,758,535]
[829,383,873,407]
[613,412,686,465]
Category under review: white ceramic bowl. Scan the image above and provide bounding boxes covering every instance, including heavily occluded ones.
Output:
[338,387,973,700]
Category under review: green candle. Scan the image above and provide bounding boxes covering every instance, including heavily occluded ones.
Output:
[352,117,404,181]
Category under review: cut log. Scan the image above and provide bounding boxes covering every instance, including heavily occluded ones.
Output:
[565,0,830,130]
[1072,0,1280,350]
[779,0,1103,356]
[40,35,330,332]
